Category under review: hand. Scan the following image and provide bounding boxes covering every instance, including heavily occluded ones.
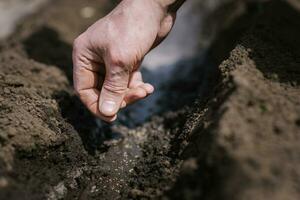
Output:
[73,0,176,122]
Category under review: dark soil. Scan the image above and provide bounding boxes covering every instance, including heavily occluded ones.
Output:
[0,0,300,200]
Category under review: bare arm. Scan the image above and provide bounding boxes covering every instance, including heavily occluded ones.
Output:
[73,0,186,122]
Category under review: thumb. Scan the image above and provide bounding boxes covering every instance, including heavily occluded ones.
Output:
[99,65,130,117]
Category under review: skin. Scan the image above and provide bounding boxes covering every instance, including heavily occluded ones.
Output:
[73,0,184,122]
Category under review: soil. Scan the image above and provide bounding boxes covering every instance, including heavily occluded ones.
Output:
[0,0,300,200]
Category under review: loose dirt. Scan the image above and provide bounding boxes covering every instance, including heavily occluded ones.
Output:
[0,0,299,200]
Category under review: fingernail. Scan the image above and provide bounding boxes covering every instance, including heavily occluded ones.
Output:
[101,100,116,115]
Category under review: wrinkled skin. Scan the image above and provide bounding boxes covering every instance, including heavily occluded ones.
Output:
[73,0,176,122]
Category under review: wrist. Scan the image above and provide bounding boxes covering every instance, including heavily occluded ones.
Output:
[154,0,185,13]
[154,0,175,7]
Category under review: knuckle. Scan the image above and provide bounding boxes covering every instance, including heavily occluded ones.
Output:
[73,39,80,50]
[108,50,133,75]
[108,49,127,67]
[109,67,130,80]
[103,81,127,94]
[73,34,86,50]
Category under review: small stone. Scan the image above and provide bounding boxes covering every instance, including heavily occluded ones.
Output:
[181,158,198,173]
[130,188,144,198]
[3,88,10,94]
[48,182,67,200]
[90,185,97,193]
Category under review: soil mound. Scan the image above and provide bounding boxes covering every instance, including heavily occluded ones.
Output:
[0,0,299,200]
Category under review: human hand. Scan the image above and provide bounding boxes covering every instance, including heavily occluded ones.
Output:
[73,0,176,122]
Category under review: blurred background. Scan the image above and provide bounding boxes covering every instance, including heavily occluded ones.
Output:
[0,0,48,38]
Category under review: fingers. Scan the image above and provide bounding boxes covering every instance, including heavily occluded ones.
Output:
[73,37,116,122]
[124,71,154,105]
[128,71,143,88]
[88,100,117,122]
[124,83,154,105]
[98,64,130,117]
[73,36,154,121]
[73,62,99,91]
[141,83,155,94]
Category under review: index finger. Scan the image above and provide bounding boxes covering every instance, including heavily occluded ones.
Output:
[73,41,116,122]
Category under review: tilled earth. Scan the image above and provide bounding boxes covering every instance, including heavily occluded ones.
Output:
[0,0,300,200]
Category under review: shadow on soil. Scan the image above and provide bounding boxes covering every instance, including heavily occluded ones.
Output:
[23,26,73,82]
[22,26,116,155]
[165,77,237,200]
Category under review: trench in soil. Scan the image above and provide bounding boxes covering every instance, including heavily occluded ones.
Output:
[0,0,298,200]
[0,0,219,199]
